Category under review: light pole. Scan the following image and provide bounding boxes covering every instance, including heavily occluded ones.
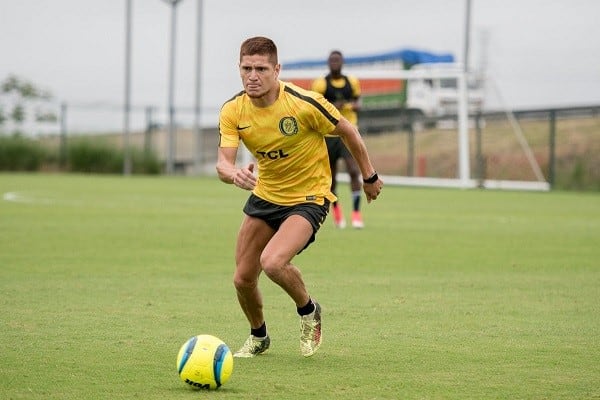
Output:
[457,0,472,185]
[162,0,184,175]
[123,0,132,175]
[463,0,472,73]
[193,0,204,174]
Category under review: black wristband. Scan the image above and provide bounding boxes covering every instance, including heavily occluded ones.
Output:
[363,172,378,184]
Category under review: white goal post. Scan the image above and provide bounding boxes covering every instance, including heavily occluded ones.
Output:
[280,67,550,192]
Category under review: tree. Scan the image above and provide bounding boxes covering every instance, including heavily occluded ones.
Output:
[0,74,57,134]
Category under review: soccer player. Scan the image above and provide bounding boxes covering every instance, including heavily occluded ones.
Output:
[311,50,364,229]
[217,36,383,358]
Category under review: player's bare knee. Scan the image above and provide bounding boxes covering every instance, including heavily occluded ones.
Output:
[233,272,257,291]
[260,253,285,279]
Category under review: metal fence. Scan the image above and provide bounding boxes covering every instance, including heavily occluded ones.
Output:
[8,101,598,190]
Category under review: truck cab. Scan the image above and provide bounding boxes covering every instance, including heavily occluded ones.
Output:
[406,63,484,129]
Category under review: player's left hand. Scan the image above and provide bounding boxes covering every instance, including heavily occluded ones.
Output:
[363,179,383,203]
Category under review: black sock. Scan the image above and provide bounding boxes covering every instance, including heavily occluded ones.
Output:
[352,191,361,211]
[297,299,315,316]
[251,322,267,338]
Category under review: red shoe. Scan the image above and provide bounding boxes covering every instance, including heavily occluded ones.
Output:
[351,211,364,229]
[331,204,346,229]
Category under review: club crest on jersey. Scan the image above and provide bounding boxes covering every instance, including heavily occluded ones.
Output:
[279,117,299,136]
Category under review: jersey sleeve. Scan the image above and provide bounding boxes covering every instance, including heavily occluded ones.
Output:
[307,91,340,136]
[218,101,240,148]
[349,76,361,98]
[310,77,326,95]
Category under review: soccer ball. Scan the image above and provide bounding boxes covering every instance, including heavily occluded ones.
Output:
[176,334,234,390]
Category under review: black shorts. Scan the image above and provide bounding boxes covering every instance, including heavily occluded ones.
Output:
[243,194,330,253]
[325,136,351,164]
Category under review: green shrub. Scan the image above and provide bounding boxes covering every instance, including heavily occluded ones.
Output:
[66,139,161,175]
[131,150,161,175]
[67,139,122,173]
[0,134,46,171]
[554,151,599,191]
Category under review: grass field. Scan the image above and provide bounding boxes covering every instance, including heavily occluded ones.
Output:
[1,173,599,399]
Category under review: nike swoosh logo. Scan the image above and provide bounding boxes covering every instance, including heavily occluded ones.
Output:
[237,125,251,130]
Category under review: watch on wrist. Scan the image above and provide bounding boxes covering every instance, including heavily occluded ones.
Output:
[363,172,378,184]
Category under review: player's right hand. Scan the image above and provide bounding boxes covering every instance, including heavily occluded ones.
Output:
[232,163,257,190]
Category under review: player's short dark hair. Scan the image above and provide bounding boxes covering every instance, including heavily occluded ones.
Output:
[240,36,278,65]
[329,50,343,58]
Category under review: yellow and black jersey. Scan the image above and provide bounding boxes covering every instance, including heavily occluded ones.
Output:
[311,74,361,126]
[219,81,340,206]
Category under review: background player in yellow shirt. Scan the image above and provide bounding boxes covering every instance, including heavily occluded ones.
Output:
[311,50,364,229]
[217,36,383,358]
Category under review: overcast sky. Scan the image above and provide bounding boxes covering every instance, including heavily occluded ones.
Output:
[1,0,599,131]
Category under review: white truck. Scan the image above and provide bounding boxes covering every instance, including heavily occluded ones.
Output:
[282,50,484,132]
[402,62,484,130]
